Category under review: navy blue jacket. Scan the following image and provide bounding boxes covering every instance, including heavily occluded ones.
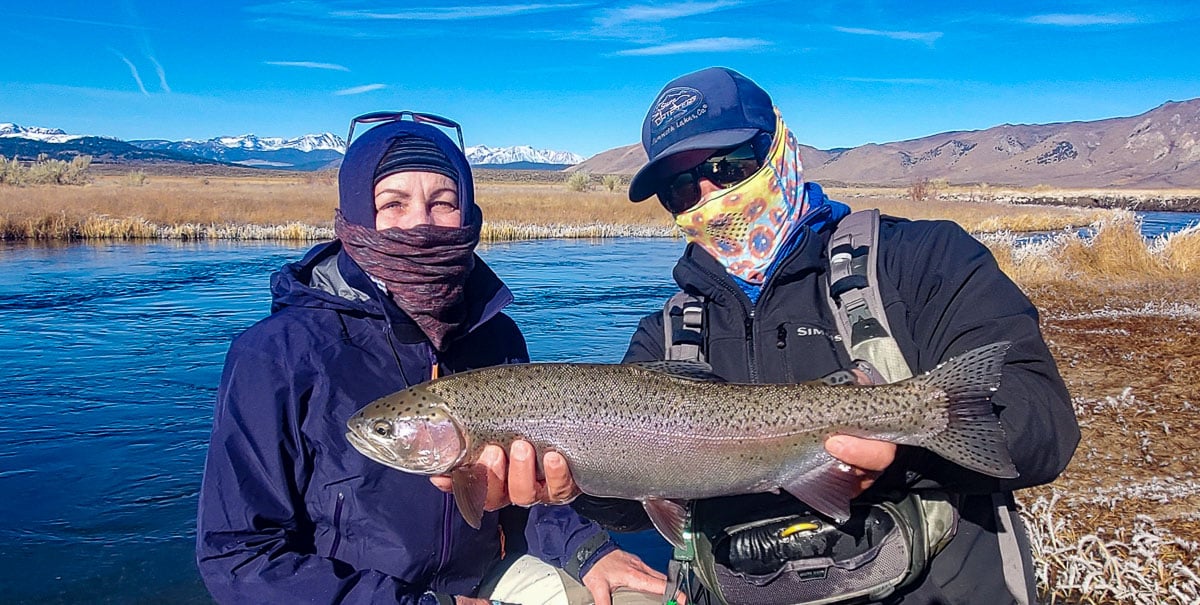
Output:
[576,215,1079,604]
[196,242,615,604]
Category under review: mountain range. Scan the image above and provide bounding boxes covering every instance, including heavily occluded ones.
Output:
[0,123,581,171]
[5,97,1199,187]
[572,98,1200,189]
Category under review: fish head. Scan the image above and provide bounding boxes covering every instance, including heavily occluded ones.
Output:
[345,388,466,475]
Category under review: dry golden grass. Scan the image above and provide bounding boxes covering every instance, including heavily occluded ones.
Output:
[476,182,671,228]
[0,176,1119,242]
[831,186,1112,232]
[977,212,1200,284]
[0,174,336,233]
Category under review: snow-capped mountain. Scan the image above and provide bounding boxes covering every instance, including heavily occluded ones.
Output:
[1,122,584,171]
[465,144,583,166]
[199,133,346,153]
[130,133,346,170]
[0,123,89,144]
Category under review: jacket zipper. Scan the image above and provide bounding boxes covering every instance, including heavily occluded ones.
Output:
[437,492,453,574]
[382,329,453,577]
[330,492,345,558]
[690,260,759,382]
[744,310,758,383]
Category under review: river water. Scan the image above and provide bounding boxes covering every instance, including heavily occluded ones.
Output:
[1,212,1197,603]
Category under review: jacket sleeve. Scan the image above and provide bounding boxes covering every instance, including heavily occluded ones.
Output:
[882,220,1080,494]
[525,504,618,582]
[569,313,664,532]
[195,339,428,605]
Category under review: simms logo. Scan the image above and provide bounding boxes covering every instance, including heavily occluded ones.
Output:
[651,87,703,129]
[796,326,842,341]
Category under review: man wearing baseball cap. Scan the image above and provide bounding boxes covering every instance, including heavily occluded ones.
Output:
[595,66,1075,605]
[471,67,1078,605]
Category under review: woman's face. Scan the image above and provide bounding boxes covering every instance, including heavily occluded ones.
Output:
[373,171,461,230]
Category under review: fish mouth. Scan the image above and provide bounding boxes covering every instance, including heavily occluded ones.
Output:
[345,430,407,471]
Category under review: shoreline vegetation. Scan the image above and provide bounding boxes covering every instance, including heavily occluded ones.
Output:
[4,170,1200,602]
[3,172,1199,284]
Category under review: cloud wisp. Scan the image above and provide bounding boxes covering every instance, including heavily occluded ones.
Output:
[121,0,170,93]
[334,83,386,96]
[109,48,149,96]
[1023,13,1140,26]
[148,56,171,94]
[616,36,769,56]
[833,26,943,45]
[597,1,743,27]
[265,61,351,71]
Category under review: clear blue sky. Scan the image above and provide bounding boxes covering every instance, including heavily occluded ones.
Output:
[4,1,1199,157]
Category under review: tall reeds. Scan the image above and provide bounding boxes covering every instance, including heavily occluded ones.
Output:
[978,211,1200,283]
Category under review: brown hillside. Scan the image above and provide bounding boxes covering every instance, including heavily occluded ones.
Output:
[570,99,1200,189]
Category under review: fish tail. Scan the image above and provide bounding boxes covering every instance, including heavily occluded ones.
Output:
[915,341,1019,478]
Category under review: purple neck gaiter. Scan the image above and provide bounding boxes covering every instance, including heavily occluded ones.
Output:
[334,209,480,351]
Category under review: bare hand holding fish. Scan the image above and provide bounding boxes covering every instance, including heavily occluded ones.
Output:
[346,342,1017,547]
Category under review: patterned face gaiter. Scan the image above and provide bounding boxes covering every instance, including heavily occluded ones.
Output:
[334,208,480,351]
[673,110,806,284]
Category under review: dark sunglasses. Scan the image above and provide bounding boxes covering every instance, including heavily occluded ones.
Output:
[657,141,764,214]
[345,110,465,150]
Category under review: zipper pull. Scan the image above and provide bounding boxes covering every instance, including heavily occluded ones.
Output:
[776,324,788,349]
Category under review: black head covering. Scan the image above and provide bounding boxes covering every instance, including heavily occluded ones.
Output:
[373,136,459,185]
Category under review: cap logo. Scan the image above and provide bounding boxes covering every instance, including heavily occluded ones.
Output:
[650,86,708,147]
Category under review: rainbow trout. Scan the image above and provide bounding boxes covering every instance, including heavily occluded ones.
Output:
[346,341,1017,545]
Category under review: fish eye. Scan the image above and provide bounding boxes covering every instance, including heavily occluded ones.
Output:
[372,420,392,438]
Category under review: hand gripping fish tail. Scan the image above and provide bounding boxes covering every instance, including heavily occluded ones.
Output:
[910,340,1018,479]
[763,340,1018,530]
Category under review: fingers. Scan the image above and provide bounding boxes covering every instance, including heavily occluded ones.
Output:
[586,582,613,605]
[825,436,895,496]
[543,451,582,504]
[440,440,580,508]
[429,475,453,493]
[479,445,511,511]
[507,440,542,507]
[583,550,677,605]
[824,435,896,471]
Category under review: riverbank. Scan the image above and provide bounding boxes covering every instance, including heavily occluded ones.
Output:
[0,173,1122,241]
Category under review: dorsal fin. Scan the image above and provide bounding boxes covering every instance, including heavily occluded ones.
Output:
[629,360,726,382]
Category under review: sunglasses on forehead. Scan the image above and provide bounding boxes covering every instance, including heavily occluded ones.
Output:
[345,110,466,150]
[656,140,765,214]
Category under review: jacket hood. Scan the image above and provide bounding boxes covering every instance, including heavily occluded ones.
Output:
[269,241,513,344]
[338,119,476,228]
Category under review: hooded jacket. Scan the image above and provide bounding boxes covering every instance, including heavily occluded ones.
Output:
[196,117,615,604]
[576,211,1079,604]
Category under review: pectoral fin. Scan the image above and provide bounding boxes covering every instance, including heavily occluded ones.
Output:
[450,464,488,529]
[642,498,691,549]
[780,456,858,524]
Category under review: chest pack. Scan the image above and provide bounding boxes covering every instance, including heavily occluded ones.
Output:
[659,210,957,605]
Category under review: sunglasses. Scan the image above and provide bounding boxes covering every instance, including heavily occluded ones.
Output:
[657,142,764,214]
[345,110,466,150]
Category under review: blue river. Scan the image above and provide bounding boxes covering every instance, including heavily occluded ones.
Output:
[0,212,1197,604]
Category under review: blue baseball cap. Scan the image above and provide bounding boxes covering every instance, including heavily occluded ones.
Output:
[628,67,776,203]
